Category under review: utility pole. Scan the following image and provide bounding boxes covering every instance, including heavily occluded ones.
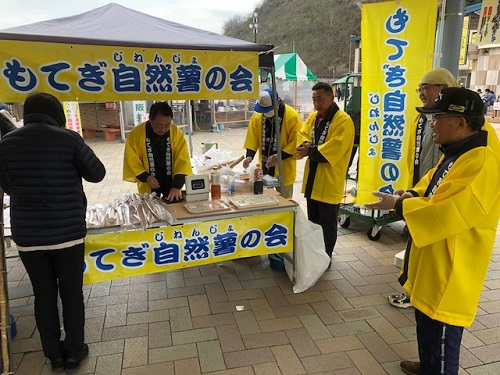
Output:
[348,34,354,72]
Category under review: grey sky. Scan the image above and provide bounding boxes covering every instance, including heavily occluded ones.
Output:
[2,0,263,34]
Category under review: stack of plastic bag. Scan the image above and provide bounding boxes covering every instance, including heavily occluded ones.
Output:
[86,192,174,230]
[192,147,234,173]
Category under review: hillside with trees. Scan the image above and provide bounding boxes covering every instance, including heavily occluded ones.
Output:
[223,0,482,80]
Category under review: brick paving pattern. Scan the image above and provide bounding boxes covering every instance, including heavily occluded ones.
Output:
[5,117,500,374]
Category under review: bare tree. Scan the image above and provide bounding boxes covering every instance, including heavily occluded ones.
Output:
[223,14,247,35]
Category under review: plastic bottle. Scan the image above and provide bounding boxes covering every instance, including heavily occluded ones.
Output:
[228,172,236,195]
[253,164,264,195]
[211,168,221,200]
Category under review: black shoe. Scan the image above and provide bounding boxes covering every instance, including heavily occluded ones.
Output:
[51,358,65,374]
[64,343,89,374]
[400,360,420,375]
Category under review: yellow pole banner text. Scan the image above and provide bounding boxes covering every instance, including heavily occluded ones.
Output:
[358,0,437,205]
[477,0,500,49]
[459,16,470,66]
[63,101,82,136]
[84,211,293,284]
[0,40,259,102]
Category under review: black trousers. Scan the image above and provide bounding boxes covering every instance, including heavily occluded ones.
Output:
[306,198,339,257]
[415,309,464,375]
[19,243,85,361]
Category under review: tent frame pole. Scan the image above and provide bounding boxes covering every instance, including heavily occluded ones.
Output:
[119,101,126,143]
[0,188,13,374]
[269,68,284,190]
[186,100,194,158]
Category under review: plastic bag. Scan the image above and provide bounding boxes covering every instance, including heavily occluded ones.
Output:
[285,208,330,293]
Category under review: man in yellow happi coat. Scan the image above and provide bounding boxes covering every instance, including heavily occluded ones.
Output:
[389,68,500,310]
[123,101,192,201]
[243,88,301,198]
[365,88,500,375]
[295,82,355,258]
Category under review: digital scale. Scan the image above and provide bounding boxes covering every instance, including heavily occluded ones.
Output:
[184,174,210,202]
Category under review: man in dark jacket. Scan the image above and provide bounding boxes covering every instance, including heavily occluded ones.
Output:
[0,92,106,373]
[484,88,496,112]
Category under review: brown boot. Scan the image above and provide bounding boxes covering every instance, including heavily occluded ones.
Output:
[400,360,420,375]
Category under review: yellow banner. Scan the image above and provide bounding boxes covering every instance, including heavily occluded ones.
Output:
[0,40,259,102]
[84,211,293,284]
[477,0,500,49]
[63,101,82,136]
[358,0,437,204]
[459,16,469,66]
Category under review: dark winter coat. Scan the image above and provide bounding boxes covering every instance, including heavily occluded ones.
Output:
[0,113,106,247]
[0,108,17,140]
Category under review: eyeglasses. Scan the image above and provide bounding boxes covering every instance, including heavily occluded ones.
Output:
[416,84,442,94]
[430,114,465,122]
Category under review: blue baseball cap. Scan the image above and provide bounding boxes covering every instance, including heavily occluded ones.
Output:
[254,88,279,115]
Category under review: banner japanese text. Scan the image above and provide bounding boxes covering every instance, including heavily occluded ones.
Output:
[477,0,500,49]
[84,210,293,284]
[0,40,259,102]
[358,0,437,204]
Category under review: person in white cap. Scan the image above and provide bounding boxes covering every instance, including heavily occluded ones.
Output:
[365,87,500,375]
[243,88,301,198]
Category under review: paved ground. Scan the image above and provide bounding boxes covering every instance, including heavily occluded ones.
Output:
[4,114,500,374]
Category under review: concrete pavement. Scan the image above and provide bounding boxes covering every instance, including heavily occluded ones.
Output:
[5,124,500,375]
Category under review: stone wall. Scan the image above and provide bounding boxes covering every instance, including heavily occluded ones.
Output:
[470,47,500,97]
[79,103,121,129]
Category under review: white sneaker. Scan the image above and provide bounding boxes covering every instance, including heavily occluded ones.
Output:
[388,293,413,308]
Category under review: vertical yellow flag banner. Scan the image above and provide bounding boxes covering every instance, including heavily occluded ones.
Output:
[357,0,437,205]
[459,16,469,66]
[63,101,83,136]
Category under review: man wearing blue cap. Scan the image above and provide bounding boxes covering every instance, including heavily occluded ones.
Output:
[365,87,500,375]
[243,88,302,198]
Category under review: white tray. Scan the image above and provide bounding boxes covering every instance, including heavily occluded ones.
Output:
[229,194,279,209]
[184,200,231,214]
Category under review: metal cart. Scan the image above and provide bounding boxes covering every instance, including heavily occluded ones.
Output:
[335,73,402,241]
[338,201,402,241]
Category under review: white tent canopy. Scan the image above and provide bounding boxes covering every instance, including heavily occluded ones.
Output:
[272,53,317,108]
[274,53,317,81]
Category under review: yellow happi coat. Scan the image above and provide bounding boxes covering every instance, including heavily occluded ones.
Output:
[403,135,500,327]
[406,115,500,189]
[298,108,354,204]
[243,104,301,186]
[123,122,192,194]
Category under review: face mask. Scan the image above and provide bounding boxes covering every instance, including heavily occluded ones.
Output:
[263,110,274,118]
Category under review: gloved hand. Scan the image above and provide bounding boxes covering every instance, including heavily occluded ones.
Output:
[265,154,278,168]
[243,156,253,169]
